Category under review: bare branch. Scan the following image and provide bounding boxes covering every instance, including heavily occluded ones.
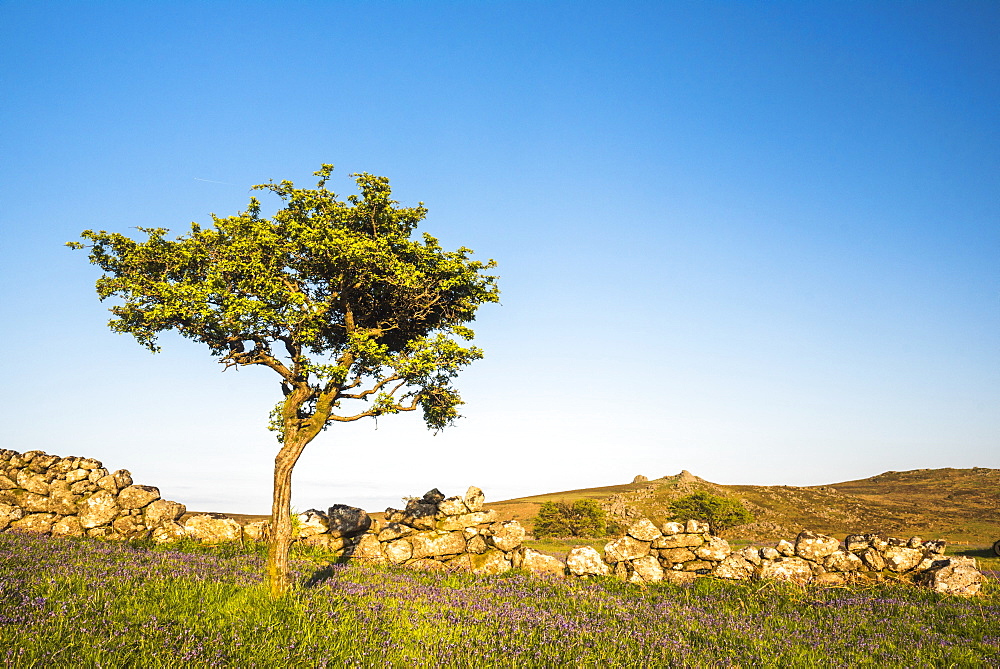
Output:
[338,374,404,400]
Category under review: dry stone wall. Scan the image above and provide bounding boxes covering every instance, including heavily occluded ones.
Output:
[0,449,985,596]
[283,486,985,596]
[0,449,187,542]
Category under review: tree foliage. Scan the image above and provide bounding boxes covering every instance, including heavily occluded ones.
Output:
[68,165,499,596]
[668,492,753,534]
[532,499,608,538]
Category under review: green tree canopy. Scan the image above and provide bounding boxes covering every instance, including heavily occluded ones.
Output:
[532,499,608,538]
[69,165,499,596]
[668,492,753,534]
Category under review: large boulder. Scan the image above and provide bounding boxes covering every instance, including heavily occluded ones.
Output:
[326,504,371,538]
[409,531,467,559]
[695,536,731,561]
[51,515,84,537]
[566,545,610,577]
[437,496,469,516]
[858,547,886,571]
[626,519,662,542]
[629,555,664,584]
[713,554,756,580]
[470,549,511,575]
[113,514,150,539]
[516,548,566,577]
[78,490,120,529]
[152,521,187,543]
[759,558,813,586]
[487,521,526,552]
[604,535,651,563]
[384,539,414,564]
[883,546,923,573]
[46,481,81,515]
[183,513,242,542]
[118,485,161,510]
[295,509,329,538]
[915,557,983,596]
[463,486,485,512]
[824,550,864,572]
[658,547,697,565]
[143,499,186,529]
[350,534,387,563]
[794,530,840,561]
[10,512,58,533]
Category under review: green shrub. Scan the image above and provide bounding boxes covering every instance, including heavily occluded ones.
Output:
[532,499,607,538]
[669,492,753,534]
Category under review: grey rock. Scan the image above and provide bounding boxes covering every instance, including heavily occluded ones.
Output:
[824,550,864,572]
[143,499,186,528]
[420,488,446,504]
[487,521,526,553]
[385,539,414,564]
[295,509,329,538]
[78,490,120,529]
[695,536,731,561]
[915,557,983,596]
[409,531,467,559]
[629,555,664,583]
[604,535,651,563]
[660,521,684,535]
[11,512,58,534]
[794,530,840,561]
[713,554,756,580]
[326,504,372,538]
[659,547,697,564]
[470,549,511,575]
[775,539,796,557]
[859,547,886,571]
[463,486,485,512]
[566,545,610,577]
[117,485,161,510]
[759,557,813,585]
[51,515,84,537]
[626,518,662,542]
[883,546,923,572]
[183,513,242,542]
[518,548,566,577]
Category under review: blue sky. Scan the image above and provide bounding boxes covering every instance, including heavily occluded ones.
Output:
[1,1,997,514]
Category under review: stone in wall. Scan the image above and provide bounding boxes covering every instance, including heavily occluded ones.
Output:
[566,545,610,577]
[183,513,242,543]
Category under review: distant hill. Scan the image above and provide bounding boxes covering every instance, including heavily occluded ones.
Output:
[486,467,1000,545]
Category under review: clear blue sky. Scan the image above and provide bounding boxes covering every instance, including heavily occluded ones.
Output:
[1,2,997,514]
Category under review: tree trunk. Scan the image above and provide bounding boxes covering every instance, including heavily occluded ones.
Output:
[266,436,310,598]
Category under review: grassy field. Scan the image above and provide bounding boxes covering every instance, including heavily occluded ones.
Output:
[2,532,998,667]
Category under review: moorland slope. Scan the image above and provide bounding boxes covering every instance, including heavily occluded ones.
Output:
[487,467,1000,545]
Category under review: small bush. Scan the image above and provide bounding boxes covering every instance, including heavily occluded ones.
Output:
[669,492,753,534]
[532,499,607,538]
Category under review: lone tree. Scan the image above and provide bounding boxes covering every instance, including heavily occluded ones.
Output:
[668,492,753,535]
[532,499,608,538]
[68,165,499,597]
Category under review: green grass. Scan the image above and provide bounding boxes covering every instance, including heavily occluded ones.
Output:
[1,531,998,667]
